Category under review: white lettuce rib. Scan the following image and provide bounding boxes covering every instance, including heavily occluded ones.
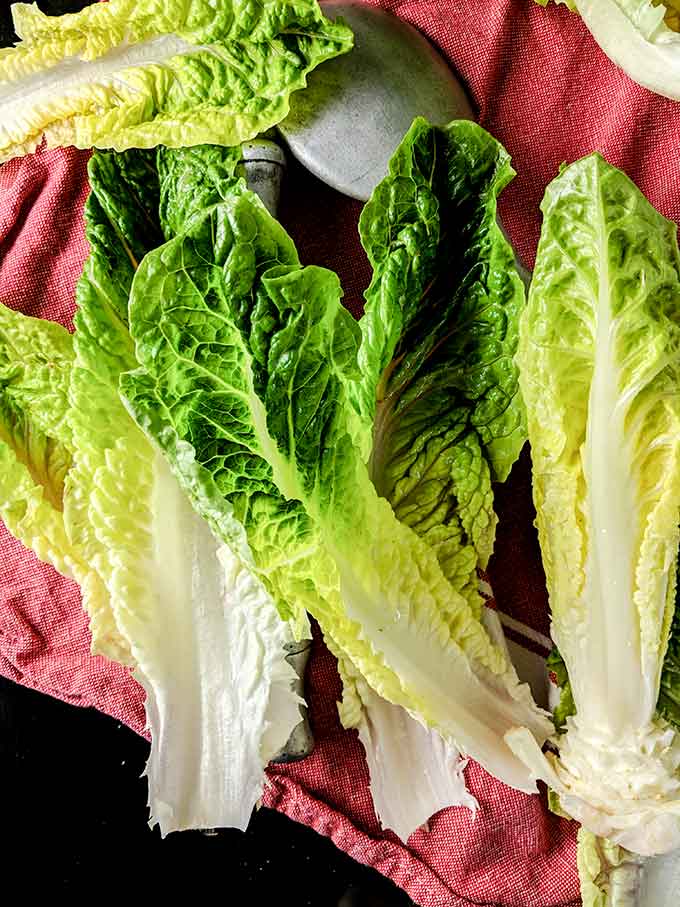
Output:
[335,549,552,794]
[331,631,477,842]
[124,453,301,835]
[575,191,647,732]
[355,686,477,841]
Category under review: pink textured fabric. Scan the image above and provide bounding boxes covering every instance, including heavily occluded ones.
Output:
[1,1,677,904]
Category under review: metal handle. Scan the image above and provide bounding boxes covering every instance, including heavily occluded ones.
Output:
[241,140,286,217]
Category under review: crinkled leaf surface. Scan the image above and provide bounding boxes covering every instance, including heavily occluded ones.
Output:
[0,0,353,163]
[0,301,113,648]
[512,153,680,855]
[157,143,243,239]
[122,174,315,637]
[357,117,526,608]
[123,176,551,794]
[68,146,301,834]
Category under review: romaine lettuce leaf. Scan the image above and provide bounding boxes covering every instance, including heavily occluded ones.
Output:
[510,152,680,855]
[535,1,680,98]
[66,146,302,834]
[357,117,526,607]
[123,169,317,638]
[337,117,528,835]
[331,630,478,840]
[0,0,352,163]
[65,148,163,664]
[0,301,118,658]
[122,173,552,794]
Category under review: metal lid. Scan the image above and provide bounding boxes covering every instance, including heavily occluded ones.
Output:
[279,2,474,201]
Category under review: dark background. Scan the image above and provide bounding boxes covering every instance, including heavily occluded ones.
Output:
[0,2,414,902]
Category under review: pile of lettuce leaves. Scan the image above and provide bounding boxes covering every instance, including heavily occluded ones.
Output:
[0,0,552,846]
[0,115,554,836]
[4,5,680,905]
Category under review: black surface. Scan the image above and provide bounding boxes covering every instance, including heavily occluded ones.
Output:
[0,675,414,903]
[0,2,415,902]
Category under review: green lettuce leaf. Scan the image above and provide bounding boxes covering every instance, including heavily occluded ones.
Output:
[122,173,552,794]
[0,301,120,657]
[0,0,353,163]
[535,1,680,98]
[334,117,528,837]
[66,146,302,834]
[357,117,526,606]
[65,148,162,664]
[509,152,680,855]
[0,307,73,520]
[157,143,243,239]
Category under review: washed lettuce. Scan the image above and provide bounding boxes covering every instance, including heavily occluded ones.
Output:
[0,301,120,656]
[66,147,301,834]
[122,137,552,796]
[0,0,352,163]
[331,631,477,841]
[330,117,529,836]
[510,153,680,855]
[357,117,526,607]
[535,0,680,99]
[0,119,550,835]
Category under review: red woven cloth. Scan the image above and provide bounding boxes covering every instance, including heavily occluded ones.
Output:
[1,2,678,905]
